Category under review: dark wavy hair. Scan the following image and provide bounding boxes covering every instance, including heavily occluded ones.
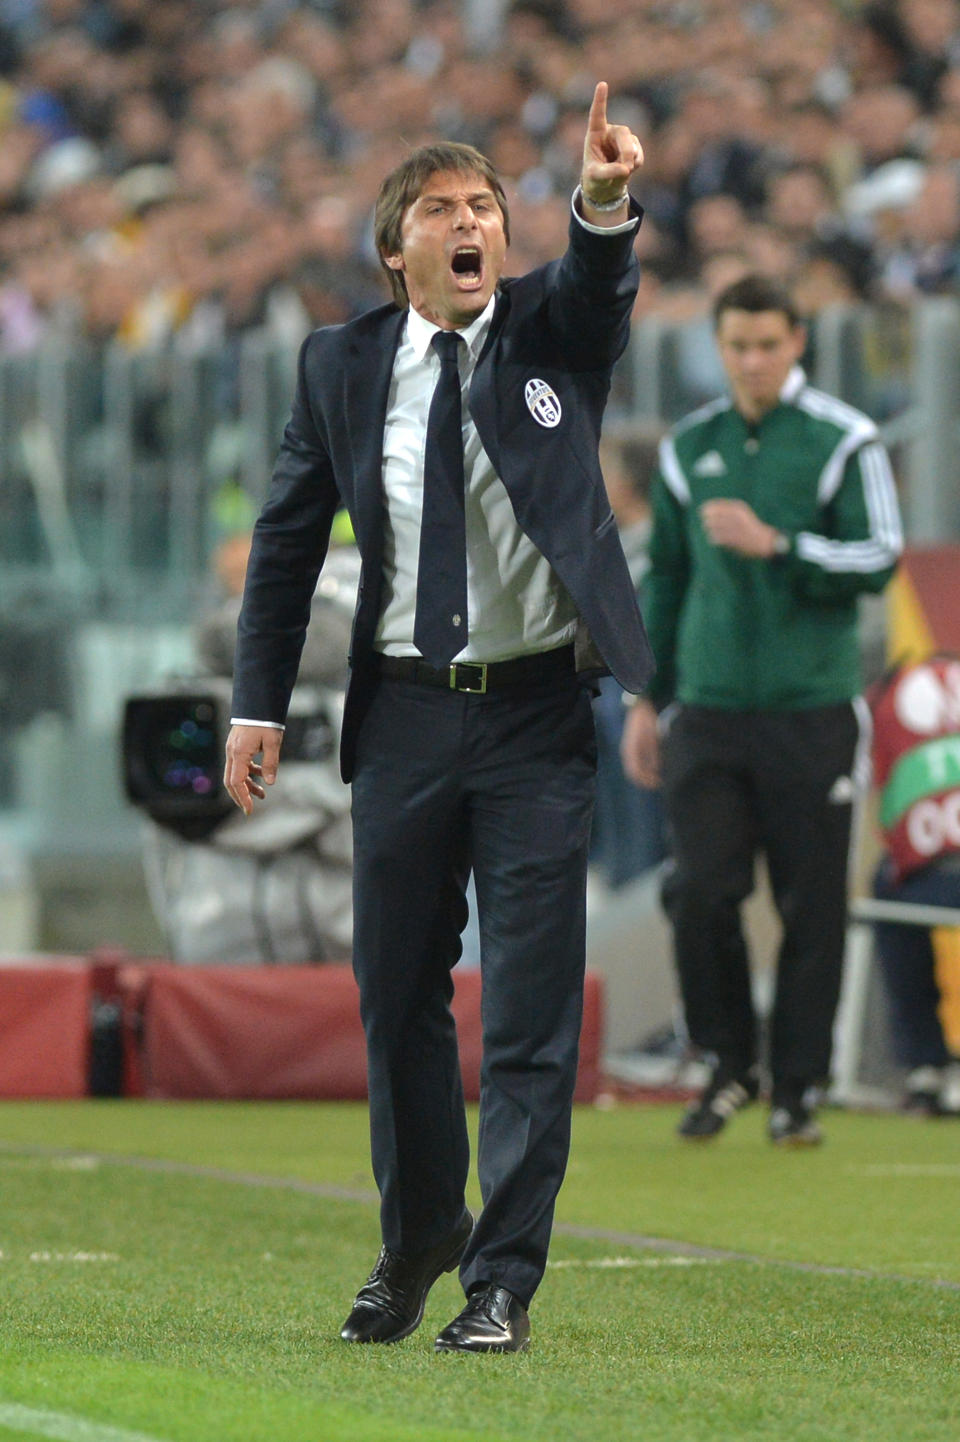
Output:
[374,142,510,308]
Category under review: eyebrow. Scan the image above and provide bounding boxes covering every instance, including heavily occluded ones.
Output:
[418,188,497,206]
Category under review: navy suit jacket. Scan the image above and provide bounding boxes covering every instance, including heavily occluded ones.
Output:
[232,201,654,781]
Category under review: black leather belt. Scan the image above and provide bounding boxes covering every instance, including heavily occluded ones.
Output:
[372,645,576,694]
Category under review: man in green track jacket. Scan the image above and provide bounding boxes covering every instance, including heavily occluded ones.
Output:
[621,274,903,1146]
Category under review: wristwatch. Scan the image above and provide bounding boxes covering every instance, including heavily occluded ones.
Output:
[584,190,629,212]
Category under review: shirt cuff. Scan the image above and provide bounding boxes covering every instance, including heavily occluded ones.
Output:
[571,185,639,236]
[230,718,286,731]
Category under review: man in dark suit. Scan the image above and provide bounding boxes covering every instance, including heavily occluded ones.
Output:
[224,83,651,1354]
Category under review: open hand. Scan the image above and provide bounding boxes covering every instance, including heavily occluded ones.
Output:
[620,698,661,789]
[224,724,282,816]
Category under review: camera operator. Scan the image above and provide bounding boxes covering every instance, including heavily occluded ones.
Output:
[126,527,359,963]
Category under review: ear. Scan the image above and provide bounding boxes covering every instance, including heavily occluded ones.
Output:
[383,252,405,272]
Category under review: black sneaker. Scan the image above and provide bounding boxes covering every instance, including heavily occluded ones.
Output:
[677,1067,759,1140]
[903,1067,946,1117]
[903,1089,945,1118]
[768,1101,823,1147]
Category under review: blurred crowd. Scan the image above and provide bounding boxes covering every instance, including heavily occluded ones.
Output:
[0,0,959,359]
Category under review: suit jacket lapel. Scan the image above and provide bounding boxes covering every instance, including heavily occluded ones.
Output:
[343,308,405,556]
[467,288,508,479]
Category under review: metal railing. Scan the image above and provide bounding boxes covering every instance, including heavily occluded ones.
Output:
[3,298,958,631]
[1,333,298,625]
[1,300,959,861]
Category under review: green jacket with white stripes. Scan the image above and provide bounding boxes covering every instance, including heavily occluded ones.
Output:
[643,366,903,710]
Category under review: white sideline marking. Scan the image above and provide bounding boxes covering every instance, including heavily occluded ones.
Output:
[0,1251,118,1264]
[28,1252,120,1264]
[549,1255,721,1270]
[0,1400,165,1442]
[3,1139,960,1292]
[0,1157,98,1173]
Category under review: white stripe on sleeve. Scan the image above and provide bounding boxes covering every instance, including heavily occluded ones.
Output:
[795,442,903,573]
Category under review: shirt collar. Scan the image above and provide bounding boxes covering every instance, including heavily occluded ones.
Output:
[405,295,496,365]
[780,365,807,403]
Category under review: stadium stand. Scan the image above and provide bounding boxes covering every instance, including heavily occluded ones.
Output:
[2,1,960,1096]
[0,0,959,356]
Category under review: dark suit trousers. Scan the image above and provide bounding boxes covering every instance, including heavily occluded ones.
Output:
[349,671,597,1308]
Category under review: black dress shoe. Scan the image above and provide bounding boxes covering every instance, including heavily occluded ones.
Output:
[434,1284,530,1354]
[340,1210,473,1344]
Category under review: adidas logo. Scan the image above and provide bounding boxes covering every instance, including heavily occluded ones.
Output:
[692,450,727,477]
[709,1080,752,1117]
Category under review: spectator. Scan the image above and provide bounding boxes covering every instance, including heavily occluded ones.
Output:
[843,154,928,294]
[0,0,958,345]
[686,192,751,268]
[620,273,903,1147]
[876,159,960,297]
[847,0,943,105]
[763,162,843,247]
[869,654,960,1116]
[793,235,873,317]
[671,74,771,217]
[194,527,356,688]
[656,249,752,413]
[849,0,949,108]
[902,0,960,73]
[839,84,924,176]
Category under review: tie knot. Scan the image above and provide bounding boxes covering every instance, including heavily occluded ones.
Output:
[431,330,463,367]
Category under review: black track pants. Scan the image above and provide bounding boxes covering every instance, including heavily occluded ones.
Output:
[660,702,866,1090]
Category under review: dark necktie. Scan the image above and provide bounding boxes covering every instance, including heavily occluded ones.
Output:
[413,330,467,668]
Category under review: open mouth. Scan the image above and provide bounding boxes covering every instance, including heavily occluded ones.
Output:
[450,246,483,287]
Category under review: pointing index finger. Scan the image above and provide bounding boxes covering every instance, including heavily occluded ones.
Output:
[588,80,608,136]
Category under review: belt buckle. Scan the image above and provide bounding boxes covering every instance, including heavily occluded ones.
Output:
[450,662,487,694]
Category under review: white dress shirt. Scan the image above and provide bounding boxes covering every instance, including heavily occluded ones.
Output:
[375,297,578,662]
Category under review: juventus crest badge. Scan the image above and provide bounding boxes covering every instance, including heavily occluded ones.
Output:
[524,378,562,428]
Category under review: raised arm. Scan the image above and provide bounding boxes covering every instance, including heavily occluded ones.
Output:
[579,81,644,227]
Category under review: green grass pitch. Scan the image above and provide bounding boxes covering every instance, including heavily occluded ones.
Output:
[0,1099,957,1442]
